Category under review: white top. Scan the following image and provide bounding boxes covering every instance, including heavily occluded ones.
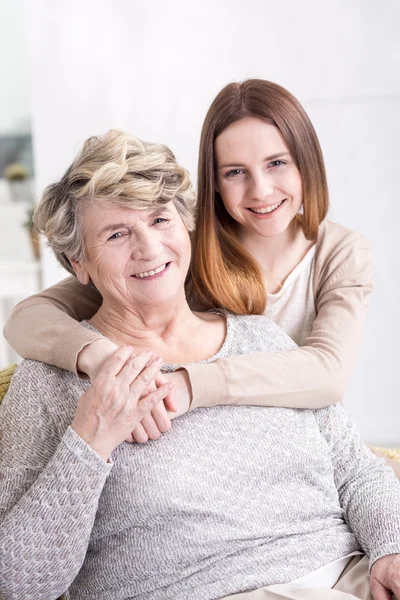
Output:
[291,552,362,589]
[264,245,316,347]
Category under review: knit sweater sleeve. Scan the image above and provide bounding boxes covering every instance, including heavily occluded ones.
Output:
[3,276,103,374]
[315,403,400,568]
[185,224,374,410]
[0,361,112,600]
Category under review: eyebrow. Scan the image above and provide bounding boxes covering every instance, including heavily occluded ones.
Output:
[98,206,171,237]
[218,152,290,170]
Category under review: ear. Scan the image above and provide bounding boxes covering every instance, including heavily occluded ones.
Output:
[68,257,90,285]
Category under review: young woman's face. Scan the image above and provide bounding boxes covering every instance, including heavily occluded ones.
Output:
[215,117,303,239]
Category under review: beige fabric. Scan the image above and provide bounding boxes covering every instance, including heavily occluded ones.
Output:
[3,220,374,411]
[264,245,316,347]
[222,556,373,600]
[186,220,374,410]
[187,222,373,409]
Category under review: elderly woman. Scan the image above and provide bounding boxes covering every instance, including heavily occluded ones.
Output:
[0,131,400,600]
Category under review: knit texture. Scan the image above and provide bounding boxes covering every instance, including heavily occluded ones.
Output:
[1,314,400,600]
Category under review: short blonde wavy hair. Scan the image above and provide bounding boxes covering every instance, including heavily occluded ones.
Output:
[34,129,197,275]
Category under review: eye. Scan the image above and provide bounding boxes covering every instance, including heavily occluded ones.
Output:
[107,232,125,241]
[224,168,245,178]
[153,217,170,226]
[269,160,286,168]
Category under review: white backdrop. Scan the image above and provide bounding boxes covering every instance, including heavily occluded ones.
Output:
[28,0,400,444]
[0,0,31,132]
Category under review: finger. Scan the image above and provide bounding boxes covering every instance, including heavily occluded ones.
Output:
[163,391,176,412]
[155,373,176,412]
[149,400,172,434]
[118,350,155,387]
[97,345,134,379]
[370,579,393,600]
[130,423,149,444]
[129,357,164,399]
[137,383,172,417]
[140,414,163,440]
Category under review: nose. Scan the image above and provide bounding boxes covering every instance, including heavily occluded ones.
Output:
[130,229,163,262]
[249,171,274,203]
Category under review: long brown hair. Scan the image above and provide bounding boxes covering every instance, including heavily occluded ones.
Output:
[190,79,329,314]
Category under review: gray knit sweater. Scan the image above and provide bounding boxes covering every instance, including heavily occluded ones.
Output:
[1,313,400,600]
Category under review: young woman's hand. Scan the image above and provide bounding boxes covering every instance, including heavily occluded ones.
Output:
[128,370,192,443]
[71,346,172,461]
[77,338,119,379]
[127,372,176,443]
[164,370,192,417]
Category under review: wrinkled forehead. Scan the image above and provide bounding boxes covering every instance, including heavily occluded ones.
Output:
[81,200,178,238]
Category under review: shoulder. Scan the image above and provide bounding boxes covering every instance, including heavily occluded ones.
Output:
[10,358,78,387]
[316,220,372,259]
[4,359,87,414]
[313,220,374,295]
[223,312,298,355]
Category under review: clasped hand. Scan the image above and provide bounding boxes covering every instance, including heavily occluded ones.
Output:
[78,338,192,444]
[72,346,173,461]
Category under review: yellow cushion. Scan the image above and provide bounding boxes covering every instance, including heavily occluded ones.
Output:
[370,446,400,463]
[0,364,17,403]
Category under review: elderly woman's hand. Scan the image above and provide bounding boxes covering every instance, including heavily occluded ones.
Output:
[370,553,400,600]
[71,346,172,461]
[78,338,178,444]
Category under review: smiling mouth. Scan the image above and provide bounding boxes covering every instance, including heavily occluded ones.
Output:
[248,199,286,214]
[131,263,170,279]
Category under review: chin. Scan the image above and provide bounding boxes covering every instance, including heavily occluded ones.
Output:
[251,223,289,238]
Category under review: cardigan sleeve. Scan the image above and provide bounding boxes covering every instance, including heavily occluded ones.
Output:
[3,276,103,374]
[0,362,111,600]
[315,403,400,568]
[185,231,374,410]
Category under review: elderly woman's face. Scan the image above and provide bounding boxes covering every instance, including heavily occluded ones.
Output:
[71,201,191,309]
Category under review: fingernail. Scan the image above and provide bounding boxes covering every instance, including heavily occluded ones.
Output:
[156,357,163,364]
[167,382,173,389]
[147,350,153,356]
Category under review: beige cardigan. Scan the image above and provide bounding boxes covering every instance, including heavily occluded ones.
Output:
[3,220,374,410]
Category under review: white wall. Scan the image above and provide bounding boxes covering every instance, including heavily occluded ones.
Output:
[0,0,31,133]
[29,0,400,444]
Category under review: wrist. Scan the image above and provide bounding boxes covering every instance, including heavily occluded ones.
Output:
[71,422,111,462]
[77,338,119,379]
[165,369,192,418]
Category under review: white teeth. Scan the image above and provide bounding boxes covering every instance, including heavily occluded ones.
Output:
[133,264,167,279]
[249,200,284,214]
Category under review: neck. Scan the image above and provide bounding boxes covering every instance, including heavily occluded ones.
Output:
[89,292,200,356]
[239,218,314,286]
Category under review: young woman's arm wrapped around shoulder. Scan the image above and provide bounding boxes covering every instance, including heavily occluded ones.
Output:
[3,228,374,410]
[184,229,374,410]
[3,276,104,373]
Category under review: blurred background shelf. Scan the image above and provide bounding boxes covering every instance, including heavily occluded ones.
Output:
[0,197,41,367]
